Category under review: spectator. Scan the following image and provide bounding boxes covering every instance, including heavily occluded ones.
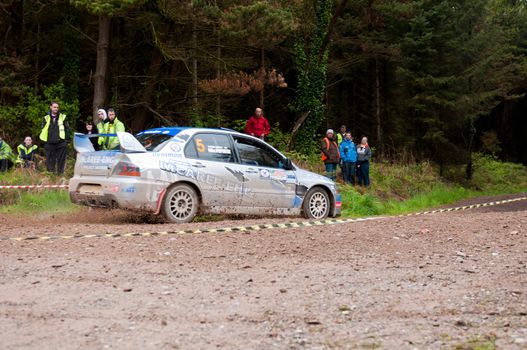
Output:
[0,136,16,172]
[244,107,270,140]
[356,136,372,187]
[16,136,38,168]
[321,129,340,181]
[339,132,357,185]
[336,124,347,144]
[96,108,107,131]
[39,101,70,174]
[85,121,99,151]
[99,108,125,150]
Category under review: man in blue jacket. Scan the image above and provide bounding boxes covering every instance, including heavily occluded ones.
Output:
[338,132,357,185]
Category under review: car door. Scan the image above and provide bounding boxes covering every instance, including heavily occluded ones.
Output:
[183,132,247,207]
[232,135,296,208]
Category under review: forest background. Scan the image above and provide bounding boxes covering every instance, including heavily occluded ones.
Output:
[1,0,526,177]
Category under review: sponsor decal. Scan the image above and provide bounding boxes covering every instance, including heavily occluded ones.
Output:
[122,186,137,193]
[259,169,270,178]
[269,170,287,181]
[159,161,250,194]
[207,145,231,154]
[107,185,120,193]
[81,155,114,164]
[286,174,297,184]
[152,152,183,158]
[293,195,303,208]
[169,143,182,152]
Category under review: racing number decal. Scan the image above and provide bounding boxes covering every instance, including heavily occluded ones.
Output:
[196,138,206,153]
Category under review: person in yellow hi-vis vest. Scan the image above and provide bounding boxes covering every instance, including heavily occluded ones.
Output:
[98,108,125,150]
[39,101,70,174]
[16,136,38,168]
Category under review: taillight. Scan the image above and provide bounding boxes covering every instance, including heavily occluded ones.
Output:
[115,162,141,177]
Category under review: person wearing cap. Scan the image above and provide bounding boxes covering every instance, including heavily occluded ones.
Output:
[99,108,125,150]
[16,136,38,168]
[0,136,16,172]
[244,107,270,140]
[39,101,70,174]
[320,129,340,181]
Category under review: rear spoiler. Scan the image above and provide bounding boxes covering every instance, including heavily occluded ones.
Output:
[73,132,147,153]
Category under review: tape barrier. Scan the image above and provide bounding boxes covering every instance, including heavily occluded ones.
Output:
[0,185,69,189]
[1,196,525,242]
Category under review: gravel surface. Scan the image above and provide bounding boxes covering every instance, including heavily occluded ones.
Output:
[0,195,526,349]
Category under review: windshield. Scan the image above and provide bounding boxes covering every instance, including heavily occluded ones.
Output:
[135,133,174,152]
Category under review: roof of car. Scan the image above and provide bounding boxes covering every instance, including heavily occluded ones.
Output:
[137,127,240,137]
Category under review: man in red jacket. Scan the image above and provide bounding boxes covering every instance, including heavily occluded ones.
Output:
[244,107,270,140]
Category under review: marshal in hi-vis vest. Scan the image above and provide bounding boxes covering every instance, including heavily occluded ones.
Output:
[39,114,66,142]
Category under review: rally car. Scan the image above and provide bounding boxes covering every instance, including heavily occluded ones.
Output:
[69,127,342,223]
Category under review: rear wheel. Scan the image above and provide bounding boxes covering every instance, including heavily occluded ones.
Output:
[162,184,199,223]
[302,187,330,219]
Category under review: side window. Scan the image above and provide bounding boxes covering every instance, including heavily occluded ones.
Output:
[184,133,235,163]
[234,136,283,168]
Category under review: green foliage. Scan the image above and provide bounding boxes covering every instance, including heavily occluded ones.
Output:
[292,0,332,155]
[265,122,290,152]
[70,0,146,15]
[0,80,79,145]
[221,1,296,49]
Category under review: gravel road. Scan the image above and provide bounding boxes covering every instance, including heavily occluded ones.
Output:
[1,194,526,349]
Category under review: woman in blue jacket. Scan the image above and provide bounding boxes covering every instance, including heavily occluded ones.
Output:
[338,132,357,185]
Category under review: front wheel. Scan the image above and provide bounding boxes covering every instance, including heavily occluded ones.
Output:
[161,184,199,223]
[302,187,330,219]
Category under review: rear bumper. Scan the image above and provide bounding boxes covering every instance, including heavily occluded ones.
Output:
[69,176,166,211]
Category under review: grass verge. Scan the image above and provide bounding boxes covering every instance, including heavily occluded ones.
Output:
[339,154,527,217]
[0,153,525,217]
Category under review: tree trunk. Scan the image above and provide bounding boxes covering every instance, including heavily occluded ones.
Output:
[374,56,382,152]
[130,50,163,132]
[259,47,265,108]
[34,21,40,94]
[192,22,198,111]
[215,28,222,125]
[92,14,110,122]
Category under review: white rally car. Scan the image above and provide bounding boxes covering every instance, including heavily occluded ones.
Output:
[70,127,342,223]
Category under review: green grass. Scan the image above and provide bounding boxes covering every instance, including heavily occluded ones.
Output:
[0,153,525,217]
[339,154,527,217]
[0,190,79,215]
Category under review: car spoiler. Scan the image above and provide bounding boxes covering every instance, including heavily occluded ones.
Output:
[73,132,147,153]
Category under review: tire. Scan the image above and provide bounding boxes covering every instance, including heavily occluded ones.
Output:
[302,187,331,220]
[161,184,199,223]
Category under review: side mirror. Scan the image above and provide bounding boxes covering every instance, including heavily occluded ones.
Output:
[283,158,294,170]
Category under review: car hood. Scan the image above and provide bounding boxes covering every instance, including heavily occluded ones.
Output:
[294,168,336,187]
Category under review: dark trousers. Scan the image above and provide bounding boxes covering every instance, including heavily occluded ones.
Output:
[325,163,338,181]
[342,162,356,184]
[0,159,9,172]
[44,142,67,174]
[356,161,370,186]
